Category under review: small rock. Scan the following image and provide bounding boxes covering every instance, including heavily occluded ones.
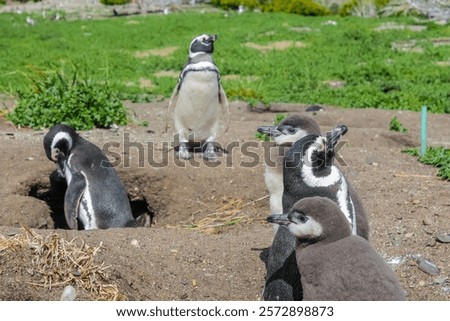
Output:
[405,232,414,238]
[423,217,433,226]
[72,270,81,277]
[130,239,140,248]
[109,124,119,132]
[416,257,440,276]
[436,233,450,243]
[305,105,324,112]
[418,280,426,286]
[411,199,420,205]
[424,239,436,247]
[170,249,178,254]
[434,276,448,285]
[192,279,197,287]
[60,285,77,301]
[180,293,188,299]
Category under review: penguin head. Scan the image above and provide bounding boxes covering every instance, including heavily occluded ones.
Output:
[189,34,217,58]
[285,124,347,170]
[267,197,351,244]
[326,124,347,154]
[43,124,78,162]
[257,115,321,146]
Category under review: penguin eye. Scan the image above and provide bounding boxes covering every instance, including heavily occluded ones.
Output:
[54,148,60,155]
[288,128,296,134]
[298,213,309,223]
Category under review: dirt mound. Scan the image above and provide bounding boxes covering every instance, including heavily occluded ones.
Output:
[0,100,449,300]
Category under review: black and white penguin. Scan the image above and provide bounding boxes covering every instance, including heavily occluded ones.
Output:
[267,197,406,301]
[263,125,369,301]
[257,115,321,229]
[166,34,229,161]
[43,124,137,230]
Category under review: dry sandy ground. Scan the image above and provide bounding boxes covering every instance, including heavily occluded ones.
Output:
[0,100,449,301]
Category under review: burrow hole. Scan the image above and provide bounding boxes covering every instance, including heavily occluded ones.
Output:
[26,170,159,229]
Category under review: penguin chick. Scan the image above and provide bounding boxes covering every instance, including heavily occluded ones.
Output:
[166,34,229,161]
[43,124,137,230]
[264,125,370,301]
[267,197,406,301]
[257,115,321,230]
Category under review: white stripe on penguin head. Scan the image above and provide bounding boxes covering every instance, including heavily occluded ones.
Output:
[51,132,73,151]
[301,136,341,187]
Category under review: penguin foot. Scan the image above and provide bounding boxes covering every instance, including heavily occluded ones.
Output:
[176,144,192,160]
[202,143,219,161]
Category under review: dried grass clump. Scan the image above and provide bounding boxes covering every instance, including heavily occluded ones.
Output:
[182,195,269,233]
[0,227,125,301]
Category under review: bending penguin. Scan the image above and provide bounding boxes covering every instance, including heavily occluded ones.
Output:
[257,115,321,232]
[166,34,229,161]
[43,124,138,230]
[263,125,369,301]
[267,197,406,301]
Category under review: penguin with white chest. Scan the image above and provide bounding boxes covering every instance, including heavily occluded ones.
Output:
[263,125,369,301]
[267,197,406,301]
[166,34,229,161]
[257,115,321,231]
[43,124,138,230]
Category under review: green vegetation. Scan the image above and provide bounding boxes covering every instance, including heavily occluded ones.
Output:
[100,0,131,5]
[5,64,128,130]
[211,0,331,15]
[255,113,287,141]
[403,147,450,180]
[0,11,449,120]
[389,116,407,132]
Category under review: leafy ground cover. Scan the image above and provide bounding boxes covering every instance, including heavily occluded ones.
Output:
[403,147,450,181]
[0,11,449,112]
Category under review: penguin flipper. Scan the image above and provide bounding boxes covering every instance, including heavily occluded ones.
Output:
[218,83,230,133]
[165,85,179,133]
[64,172,86,230]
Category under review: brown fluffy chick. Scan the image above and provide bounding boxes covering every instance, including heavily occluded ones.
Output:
[267,196,406,301]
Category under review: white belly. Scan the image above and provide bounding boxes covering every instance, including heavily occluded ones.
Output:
[78,175,97,230]
[174,72,221,141]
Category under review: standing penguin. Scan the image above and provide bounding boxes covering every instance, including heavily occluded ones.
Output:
[267,197,406,301]
[257,115,321,231]
[263,125,369,301]
[43,124,137,230]
[166,34,229,161]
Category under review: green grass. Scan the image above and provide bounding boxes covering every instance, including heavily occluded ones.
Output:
[403,147,450,180]
[0,11,449,113]
[389,116,407,132]
[5,64,128,130]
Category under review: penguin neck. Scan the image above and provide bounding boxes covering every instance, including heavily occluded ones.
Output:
[301,161,340,188]
[296,223,351,249]
[188,53,214,64]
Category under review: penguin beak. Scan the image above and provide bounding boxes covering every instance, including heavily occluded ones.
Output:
[257,125,281,137]
[267,213,290,225]
[326,125,348,151]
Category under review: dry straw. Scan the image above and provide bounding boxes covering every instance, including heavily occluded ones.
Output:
[181,195,269,233]
[0,226,125,301]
